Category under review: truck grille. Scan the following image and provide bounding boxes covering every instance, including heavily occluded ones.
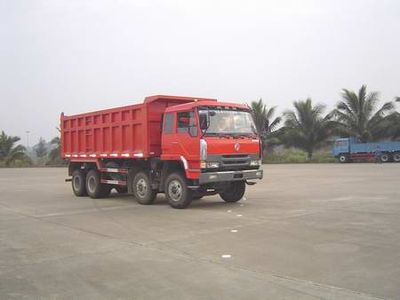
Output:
[221,154,250,166]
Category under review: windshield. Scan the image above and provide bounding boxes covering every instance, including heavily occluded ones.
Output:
[199,109,257,136]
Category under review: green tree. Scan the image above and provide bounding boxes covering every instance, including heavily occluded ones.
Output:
[280,99,334,160]
[250,98,281,151]
[384,97,400,140]
[333,85,395,142]
[0,131,27,166]
[46,136,65,165]
[35,137,48,158]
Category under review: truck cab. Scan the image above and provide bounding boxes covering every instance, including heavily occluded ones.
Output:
[162,100,262,179]
[332,138,351,162]
[159,100,263,207]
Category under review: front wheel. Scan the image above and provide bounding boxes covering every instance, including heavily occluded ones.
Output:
[219,181,246,203]
[133,171,157,205]
[165,172,193,209]
[338,154,349,163]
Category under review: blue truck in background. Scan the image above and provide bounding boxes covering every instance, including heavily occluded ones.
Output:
[332,138,400,163]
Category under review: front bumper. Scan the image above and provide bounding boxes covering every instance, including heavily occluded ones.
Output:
[199,169,263,184]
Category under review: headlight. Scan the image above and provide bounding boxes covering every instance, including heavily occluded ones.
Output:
[206,162,219,168]
[200,139,207,160]
[250,159,261,166]
[200,161,219,169]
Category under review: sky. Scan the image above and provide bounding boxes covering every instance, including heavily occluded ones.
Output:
[1,0,399,145]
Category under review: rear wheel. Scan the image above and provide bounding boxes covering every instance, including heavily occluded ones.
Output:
[165,172,193,209]
[393,152,400,162]
[380,153,390,163]
[72,170,87,197]
[133,171,157,205]
[219,181,246,203]
[86,169,111,198]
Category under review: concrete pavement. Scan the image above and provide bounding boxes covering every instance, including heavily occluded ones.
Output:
[0,164,399,299]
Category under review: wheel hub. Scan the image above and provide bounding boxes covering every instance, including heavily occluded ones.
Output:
[87,176,96,193]
[168,180,182,202]
[73,176,80,190]
[136,178,148,198]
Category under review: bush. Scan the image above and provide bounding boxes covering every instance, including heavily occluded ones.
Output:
[12,158,33,167]
[311,152,336,163]
[263,148,335,164]
[0,157,33,168]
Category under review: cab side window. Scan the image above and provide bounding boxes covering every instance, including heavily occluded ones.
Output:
[177,111,195,133]
[335,140,348,147]
[163,113,174,134]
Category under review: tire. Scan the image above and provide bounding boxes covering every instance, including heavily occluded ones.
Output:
[72,170,87,197]
[165,172,193,209]
[380,153,390,163]
[115,186,128,194]
[86,169,111,198]
[133,171,157,205]
[338,154,348,163]
[219,181,246,203]
[393,153,400,162]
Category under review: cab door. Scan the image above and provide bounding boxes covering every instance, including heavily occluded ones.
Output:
[174,111,200,163]
[161,112,176,159]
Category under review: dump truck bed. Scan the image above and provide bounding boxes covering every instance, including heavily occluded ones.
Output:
[60,95,215,159]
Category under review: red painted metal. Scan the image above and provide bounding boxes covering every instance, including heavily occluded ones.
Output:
[60,95,216,159]
[350,153,376,159]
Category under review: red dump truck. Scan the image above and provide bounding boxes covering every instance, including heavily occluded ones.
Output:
[61,95,263,208]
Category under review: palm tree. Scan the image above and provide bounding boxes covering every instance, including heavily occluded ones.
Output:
[383,112,400,140]
[281,99,334,160]
[250,99,281,151]
[333,85,395,142]
[0,131,27,166]
[385,97,400,140]
[35,137,48,158]
[47,136,62,164]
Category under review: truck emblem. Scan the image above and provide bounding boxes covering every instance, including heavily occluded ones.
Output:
[234,143,240,151]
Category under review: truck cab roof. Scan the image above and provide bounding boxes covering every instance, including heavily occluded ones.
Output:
[164,99,250,113]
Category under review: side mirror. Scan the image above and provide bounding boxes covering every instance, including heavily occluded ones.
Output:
[199,112,209,130]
